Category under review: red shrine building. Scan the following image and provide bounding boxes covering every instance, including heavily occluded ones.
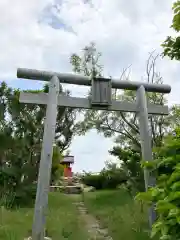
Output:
[60,156,74,178]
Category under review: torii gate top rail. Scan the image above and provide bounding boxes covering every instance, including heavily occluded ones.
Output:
[17,68,171,94]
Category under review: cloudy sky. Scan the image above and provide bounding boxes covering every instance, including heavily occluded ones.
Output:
[0,0,179,172]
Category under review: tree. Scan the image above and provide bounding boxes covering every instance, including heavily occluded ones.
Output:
[70,43,173,192]
[7,84,76,183]
[71,46,169,150]
[70,42,103,78]
[162,1,180,60]
[0,81,77,207]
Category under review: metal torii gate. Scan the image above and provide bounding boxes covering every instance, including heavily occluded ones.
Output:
[17,68,171,240]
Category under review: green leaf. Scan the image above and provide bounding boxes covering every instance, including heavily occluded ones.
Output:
[151,220,163,238]
[135,191,153,203]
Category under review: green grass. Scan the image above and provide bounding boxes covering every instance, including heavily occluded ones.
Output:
[83,189,157,240]
[0,190,159,239]
[0,192,88,240]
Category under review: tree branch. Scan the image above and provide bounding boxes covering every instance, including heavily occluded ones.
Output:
[119,112,139,134]
[103,115,140,148]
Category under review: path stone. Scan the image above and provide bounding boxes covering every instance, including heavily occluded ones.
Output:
[74,201,113,240]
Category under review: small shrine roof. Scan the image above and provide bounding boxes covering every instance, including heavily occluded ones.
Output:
[60,155,74,164]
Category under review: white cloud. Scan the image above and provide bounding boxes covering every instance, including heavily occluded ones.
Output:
[0,0,178,172]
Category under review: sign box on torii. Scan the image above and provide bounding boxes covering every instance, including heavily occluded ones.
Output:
[17,68,171,240]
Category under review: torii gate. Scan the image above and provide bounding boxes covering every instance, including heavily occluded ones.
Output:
[17,68,171,240]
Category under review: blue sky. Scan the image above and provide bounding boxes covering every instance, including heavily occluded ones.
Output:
[0,0,179,173]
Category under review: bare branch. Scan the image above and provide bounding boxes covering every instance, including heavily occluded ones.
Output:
[119,64,132,82]
[146,51,154,83]
[119,112,139,134]
[146,50,159,83]
[151,54,159,83]
[121,123,141,147]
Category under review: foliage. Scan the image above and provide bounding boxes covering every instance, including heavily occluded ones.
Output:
[167,104,180,129]
[0,82,77,207]
[136,127,180,240]
[109,146,145,192]
[51,146,64,185]
[70,42,103,77]
[81,173,104,189]
[162,1,180,60]
[81,162,127,190]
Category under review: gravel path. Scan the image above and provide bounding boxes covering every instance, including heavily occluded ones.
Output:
[73,201,113,240]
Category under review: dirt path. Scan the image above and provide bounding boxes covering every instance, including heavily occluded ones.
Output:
[73,200,113,240]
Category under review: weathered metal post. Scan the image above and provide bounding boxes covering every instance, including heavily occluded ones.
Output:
[136,85,156,228]
[32,76,59,240]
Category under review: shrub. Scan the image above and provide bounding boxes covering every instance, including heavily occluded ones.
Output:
[81,165,127,190]
[81,174,104,189]
[0,182,37,208]
[136,127,180,240]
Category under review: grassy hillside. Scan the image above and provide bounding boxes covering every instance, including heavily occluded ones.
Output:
[83,189,156,240]
[0,192,88,240]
